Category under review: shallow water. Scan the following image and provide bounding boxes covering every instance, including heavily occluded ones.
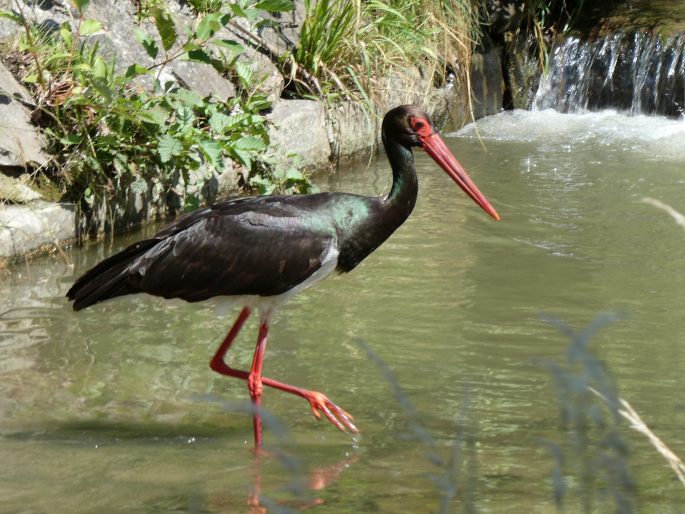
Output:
[2,109,685,512]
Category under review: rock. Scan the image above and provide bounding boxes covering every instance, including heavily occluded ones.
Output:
[0,173,42,203]
[170,60,236,100]
[326,102,377,157]
[0,202,76,259]
[484,0,526,35]
[0,0,71,40]
[243,50,284,102]
[0,17,18,40]
[505,35,541,109]
[216,158,242,197]
[215,18,285,101]
[470,43,504,119]
[88,0,237,99]
[267,99,330,166]
[0,61,50,167]
[375,68,429,111]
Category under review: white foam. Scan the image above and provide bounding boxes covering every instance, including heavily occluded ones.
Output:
[452,109,685,161]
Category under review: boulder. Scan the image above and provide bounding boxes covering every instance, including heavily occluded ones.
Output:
[0,61,50,168]
[267,99,330,166]
[326,102,376,157]
[0,0,70,40]
[0,202,75,259]
[469,43,504,119]
[0,173,42,203]
[87,0,236,99]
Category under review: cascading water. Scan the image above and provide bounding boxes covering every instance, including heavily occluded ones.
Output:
[533,32,685,117]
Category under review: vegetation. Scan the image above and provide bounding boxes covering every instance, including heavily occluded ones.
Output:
[526,0,588,68]
[0,0,313,219]
[285,0,480,104]
[360,317,684,513]
[539,315,637,512]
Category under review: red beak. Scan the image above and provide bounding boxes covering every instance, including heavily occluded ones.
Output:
[421,133,500,221]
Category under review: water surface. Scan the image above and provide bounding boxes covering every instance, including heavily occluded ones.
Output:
[2,109,685,512]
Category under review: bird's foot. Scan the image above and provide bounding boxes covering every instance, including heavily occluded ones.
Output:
[303,390,359,434]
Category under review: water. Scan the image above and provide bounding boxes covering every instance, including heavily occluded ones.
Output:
[534,32,685,117]
[3,109,685,512]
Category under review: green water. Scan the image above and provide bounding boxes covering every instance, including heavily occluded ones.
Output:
[2,109,685,513]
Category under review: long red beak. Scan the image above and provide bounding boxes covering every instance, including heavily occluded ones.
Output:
[421,133,500,221]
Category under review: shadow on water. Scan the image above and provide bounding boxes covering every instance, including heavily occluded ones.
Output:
[0,394,361,513]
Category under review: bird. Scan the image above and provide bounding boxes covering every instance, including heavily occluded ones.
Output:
[66,105,500,447]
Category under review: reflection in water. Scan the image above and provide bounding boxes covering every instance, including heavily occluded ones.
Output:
[2,109,685,511]
[191,396,359,512]
[247,447,359,513]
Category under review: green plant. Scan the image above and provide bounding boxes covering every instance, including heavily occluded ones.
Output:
[289,0,356,97]
[0,0,313,219]
[250,154,315,195]
[526,0,587,70]
[186,0,225,15]
[285,0,480,109]
[133,0,168,21]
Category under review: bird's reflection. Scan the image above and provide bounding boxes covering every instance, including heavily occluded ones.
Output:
[247,447,359,513]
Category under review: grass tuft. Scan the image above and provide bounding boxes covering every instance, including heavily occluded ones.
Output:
[285,0,481,113]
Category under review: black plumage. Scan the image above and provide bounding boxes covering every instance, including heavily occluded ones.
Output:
[70,200,306,308]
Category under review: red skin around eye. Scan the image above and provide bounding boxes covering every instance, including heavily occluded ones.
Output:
[410,116,433,136]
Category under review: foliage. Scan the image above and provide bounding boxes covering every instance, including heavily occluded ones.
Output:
[285,0,480,108]
[526,0,588,70]
[0,0,312,216]
[185,0,226,15]
[528,0,587,35]
[249,154,313,195]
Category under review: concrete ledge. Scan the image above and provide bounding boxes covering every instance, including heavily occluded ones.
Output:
[0,202,77,260]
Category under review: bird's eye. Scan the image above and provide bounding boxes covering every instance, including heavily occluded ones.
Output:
[410,117,431,136]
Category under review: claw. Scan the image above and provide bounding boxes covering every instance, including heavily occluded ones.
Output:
[304,391,359,434]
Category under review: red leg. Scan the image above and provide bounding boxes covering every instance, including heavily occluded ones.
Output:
[210,308,358,438]
[257,377,357,434]
[248,321,269,447]
[209,306,251,373]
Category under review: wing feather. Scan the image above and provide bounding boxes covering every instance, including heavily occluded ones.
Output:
[67,193,342,309]
[132,210,336,302]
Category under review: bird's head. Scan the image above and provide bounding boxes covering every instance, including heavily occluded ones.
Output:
[382,105,500,221]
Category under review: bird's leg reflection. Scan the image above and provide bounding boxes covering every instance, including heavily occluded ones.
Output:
[247,451,266,514]
[248,448,360,512]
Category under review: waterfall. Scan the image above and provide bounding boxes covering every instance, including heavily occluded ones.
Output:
[533,32,685,117]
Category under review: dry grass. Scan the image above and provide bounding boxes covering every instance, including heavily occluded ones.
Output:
[590,387,685,488]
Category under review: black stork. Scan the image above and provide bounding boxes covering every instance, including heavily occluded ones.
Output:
[66,105,500,447]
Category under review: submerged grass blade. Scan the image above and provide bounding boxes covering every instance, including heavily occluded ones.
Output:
[642,197,685,230]
[590,387,685,489]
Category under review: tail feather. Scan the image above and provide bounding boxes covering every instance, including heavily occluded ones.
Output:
[67,239,158,310]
